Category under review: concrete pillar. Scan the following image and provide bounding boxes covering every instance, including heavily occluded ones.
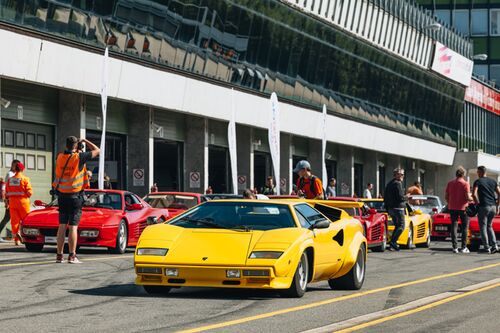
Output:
[236,125,251,194]
[405,159,419,190]
[308,139,322,179]
[58,90,85,152]
[385,154,401,189]
[127,105,152,196]
[280,133,292,194]
[337,146,354,196]
[362,150,377,198]
[184,115,207,193]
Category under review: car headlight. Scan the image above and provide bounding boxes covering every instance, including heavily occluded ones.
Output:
[249,251,283,259]
[22,227,40,236]
[79,229,99,237]
[136,248,169,256]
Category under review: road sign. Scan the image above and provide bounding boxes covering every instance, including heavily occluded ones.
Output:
[133,169,144,186]
[280,178,286,188]
[190,171,201,189]
[237,175,247,190]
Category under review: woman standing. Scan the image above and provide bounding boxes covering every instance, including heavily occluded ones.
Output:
[5,160,32,245]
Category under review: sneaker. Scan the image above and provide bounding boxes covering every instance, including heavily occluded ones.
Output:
[479,248,491,254]
[56,254,64,263]
[460,247,470,254]
[389,242,400,252]
[452,248,459,254]
[0,237,8,243]
[67,254,82,264]
[491,247,498,254]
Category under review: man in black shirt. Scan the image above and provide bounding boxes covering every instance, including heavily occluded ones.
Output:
[473,166,500,254]
[384,168,406,251]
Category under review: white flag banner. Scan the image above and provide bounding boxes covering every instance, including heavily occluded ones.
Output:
[228,88,238,195]
[269,93,280,195]
[322,104,328,189]
[98,47,109,190]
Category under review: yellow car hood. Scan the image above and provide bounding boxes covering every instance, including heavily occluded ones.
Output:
[137,224,301,266]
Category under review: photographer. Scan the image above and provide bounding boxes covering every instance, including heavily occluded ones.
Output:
[53,136,100,263]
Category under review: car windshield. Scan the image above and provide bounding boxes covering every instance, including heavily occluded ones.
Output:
[409,197,440,214]
[45,192,122,210]
[364,200,386,212]
[169,202,296,231]
[145,194,198,210]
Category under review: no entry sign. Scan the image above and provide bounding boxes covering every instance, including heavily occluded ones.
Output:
[133,169,144,186]
[190,171,201,189]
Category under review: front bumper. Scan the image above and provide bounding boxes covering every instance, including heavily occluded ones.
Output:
[134,264,292,289]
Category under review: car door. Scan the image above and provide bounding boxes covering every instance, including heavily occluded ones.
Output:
[294,204,344,279]
[124,193,147,241]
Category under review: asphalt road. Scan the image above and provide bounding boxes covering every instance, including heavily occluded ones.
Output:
[0,242,499,333]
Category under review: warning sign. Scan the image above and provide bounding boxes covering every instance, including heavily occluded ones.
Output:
[133,169,144,186]
[190,171,201,189]
[280,178,286,188]
[237,175,247,190]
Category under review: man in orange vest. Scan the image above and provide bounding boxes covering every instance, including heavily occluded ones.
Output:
[54,136,100,263]
[5,160,33,245]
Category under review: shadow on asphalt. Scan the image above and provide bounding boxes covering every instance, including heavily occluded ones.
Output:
[0,246,135,254]
[69,284,282,300]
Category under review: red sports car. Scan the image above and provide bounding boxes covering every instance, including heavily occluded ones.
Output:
[143,192,205,218]
[21,190,169,253]
[432,209,500,249]
[328,197,388,252]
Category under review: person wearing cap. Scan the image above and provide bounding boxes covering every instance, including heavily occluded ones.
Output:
[54,136,100,264]
[5,160,32,245]
[294,160,324,200]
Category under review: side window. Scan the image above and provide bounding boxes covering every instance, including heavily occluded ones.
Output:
[295,204,326,224]
[125,194,140,206]
[294,209,311,228]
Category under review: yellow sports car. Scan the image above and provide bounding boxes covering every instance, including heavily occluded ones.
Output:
[134,199,367,297]
[362,199,431,249]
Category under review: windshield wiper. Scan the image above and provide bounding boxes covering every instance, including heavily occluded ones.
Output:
[228,225,252,232]
[179,217,226,229]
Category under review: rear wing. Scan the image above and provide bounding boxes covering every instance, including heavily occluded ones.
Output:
[307,199,364,209]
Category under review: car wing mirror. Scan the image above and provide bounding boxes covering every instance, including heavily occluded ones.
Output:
[311,220,330,229]
[127,203,143,211]
[147,216,159,225]
[368,208,377,215]
[34,200,47,207]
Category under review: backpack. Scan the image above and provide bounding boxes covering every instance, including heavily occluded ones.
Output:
[299,175,326,199]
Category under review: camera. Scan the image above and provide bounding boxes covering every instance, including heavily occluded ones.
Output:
[77,141,85,151]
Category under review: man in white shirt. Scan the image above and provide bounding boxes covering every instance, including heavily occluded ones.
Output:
[363,183,373,199]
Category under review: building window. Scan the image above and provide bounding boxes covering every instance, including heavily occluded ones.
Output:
[37,155,46,171]
[473,64,489,80]
[453,10,469,36]
[491,9,500,36]
[26,155,36,170]
[490,65,500,86]
[435,10,451,26]
[4,131,14,147]
[26,133,36,149]
[37,134,46,150]
[16,132,25,148]
[471,9,488,36]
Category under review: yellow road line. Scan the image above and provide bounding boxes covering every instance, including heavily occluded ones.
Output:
[177,261,500,333]
[334,282,500,333]
[0,255,133,267]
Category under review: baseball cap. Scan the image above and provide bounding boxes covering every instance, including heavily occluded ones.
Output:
[293,160,311,173]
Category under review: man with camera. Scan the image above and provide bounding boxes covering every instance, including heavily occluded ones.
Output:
[53,136,100,263]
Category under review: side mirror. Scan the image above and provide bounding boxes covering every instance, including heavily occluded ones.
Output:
[127,203,143,211]
[414,209,423,215]
[147,216,159,225]
[34,200,47,207]
[312,220,330,229]
[368,208,377,215]
[432,207,438,213]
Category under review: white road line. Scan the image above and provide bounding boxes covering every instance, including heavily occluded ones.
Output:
[301,277,500,333]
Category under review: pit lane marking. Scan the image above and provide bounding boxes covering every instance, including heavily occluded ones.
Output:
[302,278,500,333]
[177,261,500,333]
[0,255,133,268]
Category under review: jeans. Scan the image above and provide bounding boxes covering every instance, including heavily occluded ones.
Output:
[449,210,469,250]
[477,206,498,250]
[0,208,10,235]
[388,208,405,245]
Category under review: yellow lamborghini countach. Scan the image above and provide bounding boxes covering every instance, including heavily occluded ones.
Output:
[134,199,367,297]
[362,199,431,249]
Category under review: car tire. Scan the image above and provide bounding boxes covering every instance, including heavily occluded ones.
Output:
[282,252,308,298]
[373,224,387,252]
[25,243,44,252]
[329,244,366,290]
[110,220,128,254]
[405,224,414,249]
[143,285,171,295]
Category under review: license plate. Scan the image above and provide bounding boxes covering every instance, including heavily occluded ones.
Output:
[44,236,68,244]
